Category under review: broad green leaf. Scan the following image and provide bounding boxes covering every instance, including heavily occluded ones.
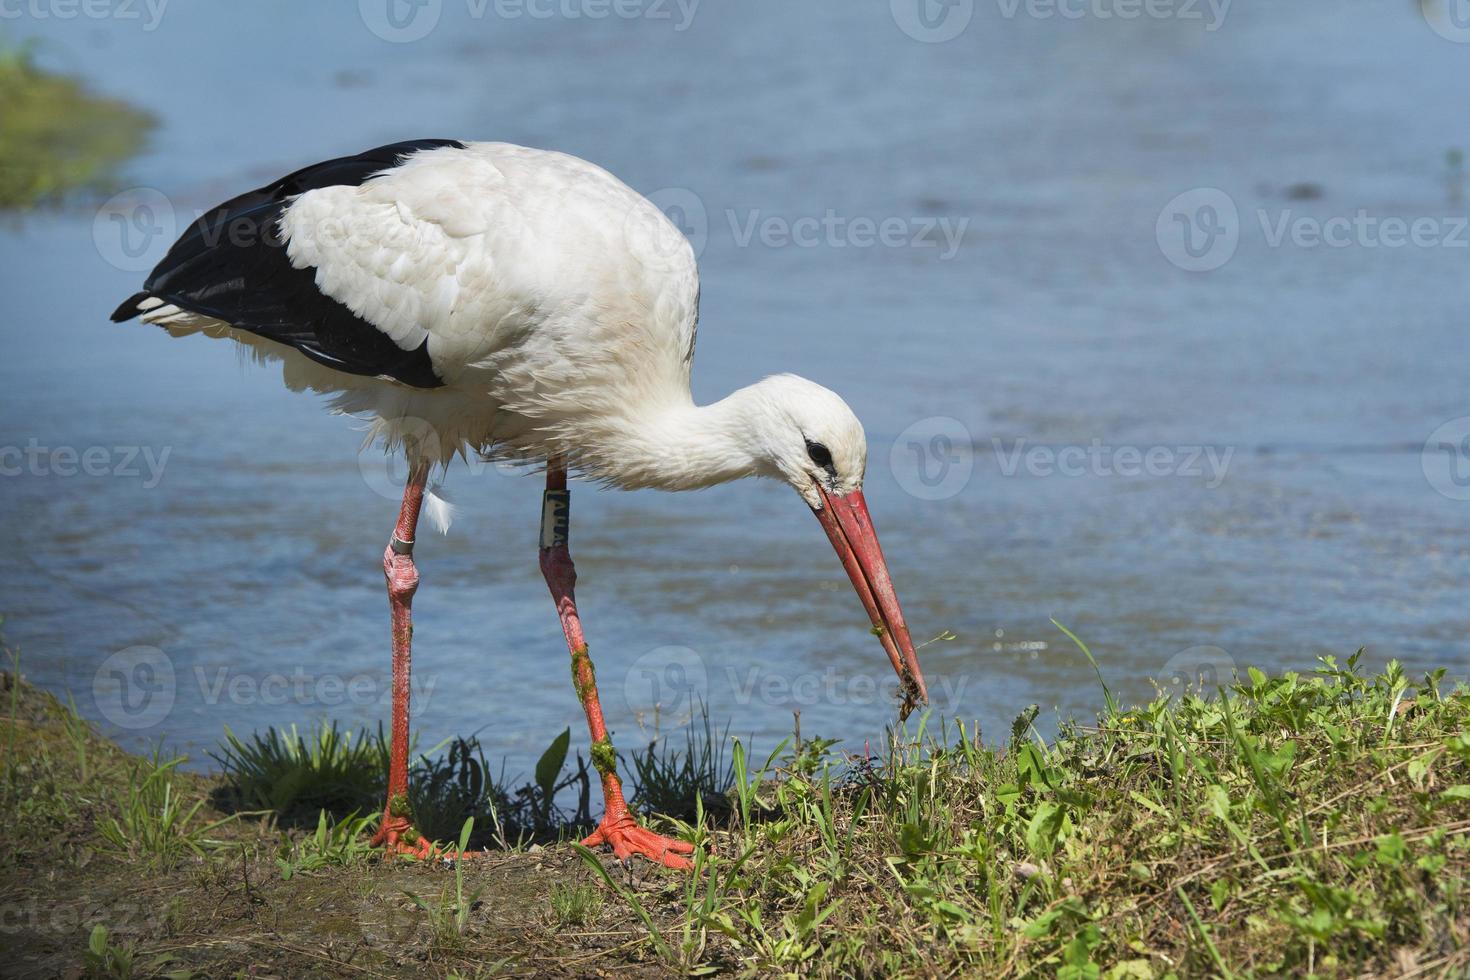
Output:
[535,727,571,798]
[1025,802,1067,858]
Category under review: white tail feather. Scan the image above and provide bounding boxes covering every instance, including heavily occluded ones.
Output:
[425,485,456,535]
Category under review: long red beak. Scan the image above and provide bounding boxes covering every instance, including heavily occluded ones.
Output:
[811,487,929,719]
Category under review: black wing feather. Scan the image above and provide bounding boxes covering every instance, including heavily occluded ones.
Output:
[111,139,466,389]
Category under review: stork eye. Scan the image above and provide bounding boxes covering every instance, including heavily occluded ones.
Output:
[805,440,834,471]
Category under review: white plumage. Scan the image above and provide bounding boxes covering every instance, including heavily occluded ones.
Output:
[138,142,720,494]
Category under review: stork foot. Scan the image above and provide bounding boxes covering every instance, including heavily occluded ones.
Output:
[581,815,695,870]
[371,813,435,860]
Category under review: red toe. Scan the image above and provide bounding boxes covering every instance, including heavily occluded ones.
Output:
[371,813,436,859]
[582,817,695,870]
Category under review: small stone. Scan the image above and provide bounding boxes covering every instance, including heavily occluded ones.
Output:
[1285,182,1324,200]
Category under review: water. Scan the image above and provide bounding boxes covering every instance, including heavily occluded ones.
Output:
[2,0,1468,778]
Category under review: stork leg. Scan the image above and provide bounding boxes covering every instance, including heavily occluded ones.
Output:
[370,460,435,858]
[540,461,695,870]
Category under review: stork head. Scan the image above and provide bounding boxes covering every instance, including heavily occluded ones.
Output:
[747,374,867,506]
[748,374,930,718]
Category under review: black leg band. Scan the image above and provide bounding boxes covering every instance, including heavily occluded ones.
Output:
[541,489,570,550]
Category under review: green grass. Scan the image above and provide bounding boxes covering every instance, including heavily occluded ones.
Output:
[628,708,735,825]
[408,734,523,849]
[82,925,138,980]
[590,648,1470,977]
[549,882,605,927]
[274,809,379,880]
[0,36,154,209]
[97,748,243,868]
[8,606,1467,976]
[403,818,485,952]
[198,636,1459,976]
[210,721,386,827]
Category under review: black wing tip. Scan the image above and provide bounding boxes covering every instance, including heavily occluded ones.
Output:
[110,291,152,323]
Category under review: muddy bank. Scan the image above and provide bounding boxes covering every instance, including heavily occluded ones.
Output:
[0,675,684,979]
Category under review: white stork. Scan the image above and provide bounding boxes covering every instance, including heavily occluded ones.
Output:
[111,140,928,868]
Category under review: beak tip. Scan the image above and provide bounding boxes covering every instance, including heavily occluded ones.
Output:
[898,675,929,721]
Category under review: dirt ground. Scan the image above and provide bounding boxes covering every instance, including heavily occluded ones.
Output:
[0,676,694,979]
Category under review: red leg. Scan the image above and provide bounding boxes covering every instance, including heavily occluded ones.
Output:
[370,460,435,859]
[540,461,695,870]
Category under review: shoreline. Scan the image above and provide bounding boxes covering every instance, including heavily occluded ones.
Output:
[4,651,1469,977]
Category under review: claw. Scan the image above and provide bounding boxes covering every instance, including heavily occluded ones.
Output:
[582,816,695,870]
[371,813,436,860]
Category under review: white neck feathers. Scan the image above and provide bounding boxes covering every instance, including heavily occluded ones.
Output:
[576,386,772,491]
